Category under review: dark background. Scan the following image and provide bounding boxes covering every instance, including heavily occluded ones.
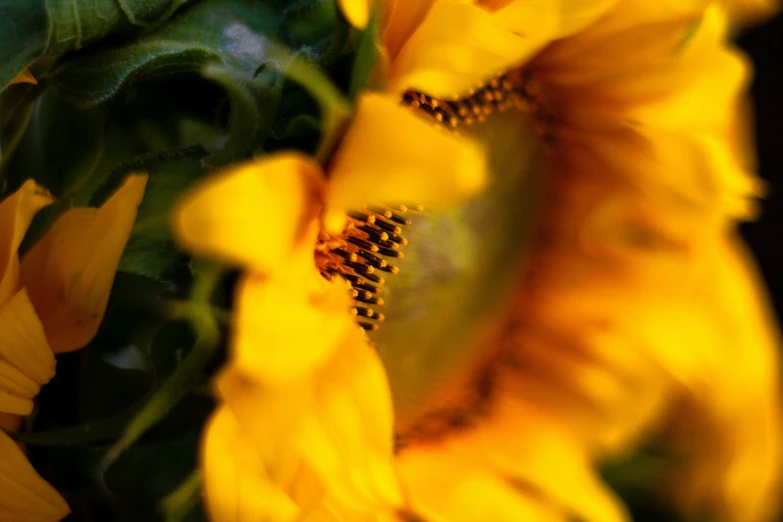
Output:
[738,14,783,317]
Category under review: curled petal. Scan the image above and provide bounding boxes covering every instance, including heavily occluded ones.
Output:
[20,174,147,353]
[175,154,325,273]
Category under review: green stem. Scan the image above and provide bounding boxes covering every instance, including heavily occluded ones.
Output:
[101,261,224,469]
[264,42,352,163]
[161,470,202,522]
[8,405,140,446]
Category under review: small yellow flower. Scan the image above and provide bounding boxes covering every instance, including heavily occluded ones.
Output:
[0,174,147,522]
[177,0,782,521]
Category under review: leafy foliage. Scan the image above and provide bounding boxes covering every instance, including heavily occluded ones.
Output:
[0,0,362,520]
[0,0,185,88]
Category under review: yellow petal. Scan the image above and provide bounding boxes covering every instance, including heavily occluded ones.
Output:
[9,69,37,86]
[387,0,532,97]
[174,153,325,273]
[724,0,781,23]
[20,174,147,353]
[339,0,370,28]
[296,328,401,511]
[0,430,70,522]
[381,0,437,60]
[0,181,54,305]
[215,326,401,517]
[325,94,486,232]
[0,363,39,416]
[0,289,55,416]
[397,392,630,522]
[397,461,563,522]
[645,237,783,522]
[202,406,300,522]
[232,267,353,384]
[516,145,782,519]
[487,0,619,50]
[534,4,756,221]
[387,0,617,98]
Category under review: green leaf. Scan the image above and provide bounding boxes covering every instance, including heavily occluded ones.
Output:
[284,0,340,50]
[0,0,184,89]
[200,64,266,166]
[112,149,208,281]
[45,0,185,55]
[49,0,283,106]
[48,0,289,162]
[9,89,108,252]
[0,0,48,88]
[37,89,106,197]
[49,0,351,162]
[0,82,41,176]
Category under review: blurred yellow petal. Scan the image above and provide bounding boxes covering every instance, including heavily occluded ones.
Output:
[725,0,781,23]
[398,393,629,522]
[485,0,618,49]
[20,174,147,353]
[202,406,300,522]
[387,0,617,97]
[9,69,37,86]
[232,267,353,384]
[0,289,55,416]
[641,237,783,522]
[297,328,400,511]
[398,462,563,522]
[387,0,532,97]
[339,0,370,28]
[326,94,485,231]
[531,3,756,223]
[0,430,69,522]
[212,326,401,518]
[381,0,437,60]
[0,181,54,305]
[174,154,325,273]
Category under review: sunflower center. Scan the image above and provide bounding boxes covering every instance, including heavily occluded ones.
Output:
[402,73,530,127]
[320,77,545,441]
[401,70,552,138]
[315,206,417,331]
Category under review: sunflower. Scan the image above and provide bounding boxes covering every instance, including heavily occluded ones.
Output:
[0,174,146,522]
[174,0,782,521]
